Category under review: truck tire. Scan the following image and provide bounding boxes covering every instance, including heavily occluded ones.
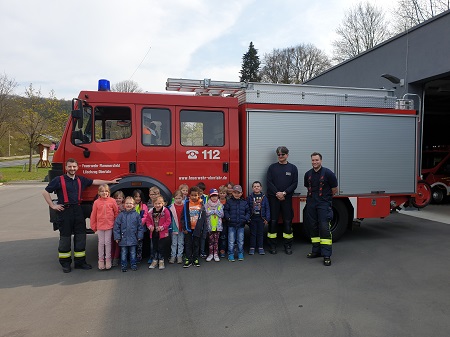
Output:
[331,199,349,242]
[431,186,446,204]
[411,180,432,208]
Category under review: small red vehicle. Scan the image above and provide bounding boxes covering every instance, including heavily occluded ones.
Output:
[422,147,450,203]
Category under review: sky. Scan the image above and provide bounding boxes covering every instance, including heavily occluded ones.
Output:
[0,0,396,100]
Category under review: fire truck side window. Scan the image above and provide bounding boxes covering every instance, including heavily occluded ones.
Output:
[94,106,132,142]
[142,108,171,146]
[72,106,92,145]
[180,110,224,146]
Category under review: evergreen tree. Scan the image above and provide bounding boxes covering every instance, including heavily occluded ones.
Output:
[239,42,261,82]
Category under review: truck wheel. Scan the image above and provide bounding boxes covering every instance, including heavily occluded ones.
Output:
[411,180,432,208]
[431,187,446,204]
[331,199,349,242]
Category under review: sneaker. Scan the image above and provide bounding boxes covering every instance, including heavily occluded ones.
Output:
[131,265,138,271]
[98,260,105,270]
[193,259,200,267]
[214,254,220,262]
[105,259,112,270]
[168,257,175,264]
[238,253,244,261]
[149,260,158,269]
[200,253,207,259]
[228,254,235,262]
[323,257,332,266]
[62,265,71,273]
[206,254,213,262]
[183,259,192,268]
[159,260,165,270]
[121,268,127,272]
[177,256,183,264]
[219,250,226,258]
[249,248,255,255]
[258,248,265,255]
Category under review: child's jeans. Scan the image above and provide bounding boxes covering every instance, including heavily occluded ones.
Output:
[97,229,112,261]
[170,232,185,258]
[249,216,265,249]
[121,245,137,269]
[208,231,220,256]
[228,226,244,256]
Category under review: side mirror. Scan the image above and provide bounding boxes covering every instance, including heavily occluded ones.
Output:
[71,98,84,129]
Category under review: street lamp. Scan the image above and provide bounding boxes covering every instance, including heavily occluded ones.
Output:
[381,73,405,87]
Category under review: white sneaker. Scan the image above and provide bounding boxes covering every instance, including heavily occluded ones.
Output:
[149,260,158,269]
[214,254,220,262]
[206,254,213,262]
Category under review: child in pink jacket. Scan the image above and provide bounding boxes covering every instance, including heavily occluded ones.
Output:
[91,184,119,270]
[145,196,172,270]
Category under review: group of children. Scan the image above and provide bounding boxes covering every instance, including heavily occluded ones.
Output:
[89,181,270,272]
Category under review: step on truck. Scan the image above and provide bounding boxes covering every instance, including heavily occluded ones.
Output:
[48,78,431,241]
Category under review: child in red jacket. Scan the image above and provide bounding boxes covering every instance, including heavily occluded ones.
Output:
[90,184,119,270]
[145,196,172,270]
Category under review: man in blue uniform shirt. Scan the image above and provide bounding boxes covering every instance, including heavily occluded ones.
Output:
[266,146,298,255]
[304,152,338,266]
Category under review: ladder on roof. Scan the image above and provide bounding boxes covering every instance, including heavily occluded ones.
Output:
[166,78,246,96]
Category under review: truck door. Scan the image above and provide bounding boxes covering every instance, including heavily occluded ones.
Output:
[136,106,176,193]
[68,104,136,201]
[175,107,230,190]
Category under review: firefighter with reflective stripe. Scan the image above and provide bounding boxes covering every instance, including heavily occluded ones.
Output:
[42,158,120,273]
[266,146,298,255]
[304,152,338,266]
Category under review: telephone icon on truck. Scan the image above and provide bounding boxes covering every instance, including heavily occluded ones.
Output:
[186,150,199,159]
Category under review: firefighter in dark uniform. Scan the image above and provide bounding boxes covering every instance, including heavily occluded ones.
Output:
[266,146,298,255]
[42,158,120,273]
[304,152,338,266]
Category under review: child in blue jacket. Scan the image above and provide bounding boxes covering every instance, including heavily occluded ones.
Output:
[246,181,270,255]
[224,185,250,262]
[114,197,144,272]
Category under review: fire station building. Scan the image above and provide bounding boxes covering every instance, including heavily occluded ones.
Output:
[305,10,450,149]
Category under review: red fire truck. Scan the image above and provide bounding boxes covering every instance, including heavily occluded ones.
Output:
[48,78,431,241]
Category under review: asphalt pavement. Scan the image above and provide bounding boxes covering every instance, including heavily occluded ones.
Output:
[0,156,52,168]
[0,183,449,337]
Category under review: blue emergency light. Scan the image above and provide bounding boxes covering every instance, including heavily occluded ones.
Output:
[98,79,110,91]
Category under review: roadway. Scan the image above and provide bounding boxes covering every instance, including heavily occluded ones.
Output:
[0,156,52,168]
[0,183,449,337]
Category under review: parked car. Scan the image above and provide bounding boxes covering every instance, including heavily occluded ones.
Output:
[422,148,450,203]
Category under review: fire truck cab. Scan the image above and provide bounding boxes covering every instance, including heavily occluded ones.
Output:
[49,78,431,241]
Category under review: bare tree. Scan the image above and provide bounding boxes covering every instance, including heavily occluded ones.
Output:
[291,44,332,83]
[0,73,18,140]
[392,0,450,33]
[332,2,391,63]
[260,44,332,84]
[111,80,143,93]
